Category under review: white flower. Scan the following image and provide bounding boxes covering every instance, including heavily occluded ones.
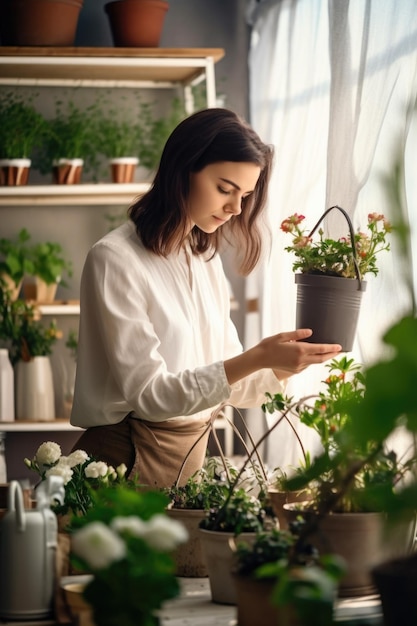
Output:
[66,449,90,468]
[111,516,148,537]
[71,522,127,570]
[141,514,188,552]
[35,441,61,466]
[45,462,73,486]
[85,461,109,479]
[116,463,128,479]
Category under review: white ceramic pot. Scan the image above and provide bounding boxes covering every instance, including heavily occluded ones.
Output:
[16,356,55,421]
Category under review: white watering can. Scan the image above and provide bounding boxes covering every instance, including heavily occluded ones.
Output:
[0,476,65,619]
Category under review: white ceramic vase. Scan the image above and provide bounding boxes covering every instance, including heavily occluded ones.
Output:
[15,356,55,421]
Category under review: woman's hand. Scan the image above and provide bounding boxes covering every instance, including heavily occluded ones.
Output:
[224,328,342,385]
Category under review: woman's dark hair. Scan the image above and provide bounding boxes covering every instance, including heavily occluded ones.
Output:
[128,108,273,274]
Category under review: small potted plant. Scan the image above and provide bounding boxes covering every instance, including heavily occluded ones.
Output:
[0,91,48,186]
[280,205,392,350]
[95,94,143,183]
[232,525,345,626]
[263,356,417,597]
[64,482,188,626]
[0,228,34,299]
[23,240,73,303]
[34,97,99,184]
[163,456,250,578]
[0,284,62,420]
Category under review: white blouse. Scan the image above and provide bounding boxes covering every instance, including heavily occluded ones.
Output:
[70,221,283,428]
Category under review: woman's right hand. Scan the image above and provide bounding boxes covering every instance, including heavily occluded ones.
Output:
[224,328,342,385]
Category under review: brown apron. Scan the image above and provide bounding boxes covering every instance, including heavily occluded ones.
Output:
[71,414,212,489]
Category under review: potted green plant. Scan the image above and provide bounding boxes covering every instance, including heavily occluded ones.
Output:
[0,228,34,299]
[163,456,236,577]
[0,284,62,420]
[65,482,188,626]
[137,97,187,175]
[263,356,416,597]
[0,91,48,186]
[280,205,392,350]
[24,240,73,302]
[232,525,345,626]
[95,94,143,183]
[34,98,99,184]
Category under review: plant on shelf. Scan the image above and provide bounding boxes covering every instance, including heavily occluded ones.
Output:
[0,91,48,160]
[0,228,34,298]
[33,97,100,179]
[137,97,187,174]
[67,483,188,626]
[30,240,73,288]
[0,282,62,365]
[281,208,392,279]
[24,440,133,518]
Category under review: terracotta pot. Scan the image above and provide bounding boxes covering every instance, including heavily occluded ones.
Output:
[0,0,84,46]
[267,488,310,531]
[233,574,301,626]
[0,159,31,186]
[295,272,366,352]
[166,508,208,577]
[52,159,84,185]
[23,278,58,303]
[284,504,416,597]
[109,157,139,183]
[62,582,95,626]
[198,528,256,605]
[105,0,169,47]
[0,274,22,301]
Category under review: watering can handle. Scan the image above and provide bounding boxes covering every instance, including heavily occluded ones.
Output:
[7,481,26,532]
[308,205,362,285]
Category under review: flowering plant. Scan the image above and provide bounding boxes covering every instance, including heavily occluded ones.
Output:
[263,357,415,512]
[70,484,188,626]
[280,206,392,279]
[24,441,130,517]
[0,283,62,365]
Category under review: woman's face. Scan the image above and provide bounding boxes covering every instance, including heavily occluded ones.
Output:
[187,161,261,234]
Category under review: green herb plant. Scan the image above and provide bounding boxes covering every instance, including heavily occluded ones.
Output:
[0,91,48,159]
[31,240,73,286]
[0,228,34,288]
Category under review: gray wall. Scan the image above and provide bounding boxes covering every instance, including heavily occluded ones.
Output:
[3,1,251,480]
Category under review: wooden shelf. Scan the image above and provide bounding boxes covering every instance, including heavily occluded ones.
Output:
[0,47,225,89]
[0,419,82,432]
[0,183,150,206]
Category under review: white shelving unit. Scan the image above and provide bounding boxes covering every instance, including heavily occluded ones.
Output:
[0,47,234,455]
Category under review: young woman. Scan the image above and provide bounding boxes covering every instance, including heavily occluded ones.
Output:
[70,108,341,488]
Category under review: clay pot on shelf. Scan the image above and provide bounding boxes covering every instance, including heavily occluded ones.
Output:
[0,0,84,46]
[105,0,169,47]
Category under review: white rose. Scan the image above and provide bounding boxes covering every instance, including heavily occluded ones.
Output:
[111,516,148,536]
[66,449,90,468]
[45,463,73,486]
[85,461,108,479]
[141,514,188,552]
[116,463,128,479]
[35,441,61,466]
[71,522,127,570]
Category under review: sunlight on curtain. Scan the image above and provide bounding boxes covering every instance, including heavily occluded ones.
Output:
[246,0,417,470]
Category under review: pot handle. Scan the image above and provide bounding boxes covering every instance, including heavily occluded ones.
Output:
[307,205,362,285]
[7,480,26,532]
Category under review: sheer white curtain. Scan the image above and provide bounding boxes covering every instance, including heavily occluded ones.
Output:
[246,0,417,469]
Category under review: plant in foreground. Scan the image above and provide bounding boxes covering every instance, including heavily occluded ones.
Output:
[70,484,188,626]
